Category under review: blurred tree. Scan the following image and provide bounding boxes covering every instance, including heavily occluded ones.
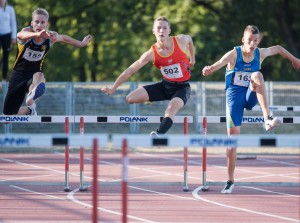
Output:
[6,0,300,82]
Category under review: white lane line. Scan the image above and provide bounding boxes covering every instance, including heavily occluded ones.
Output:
[0,174,60,182]
[257,158,299,167]
[9,185,66,200]
[240,186,300,197]
[192,186,299,223]
[0,157,66,174]
[67,186,158,223]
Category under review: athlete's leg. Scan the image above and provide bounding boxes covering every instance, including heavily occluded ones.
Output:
[223,88,244,193]
[1,33,11,81]
[157,83,190,134]
[250,71,269,118]
[226,126,240,182]
[126,87,149,104]
[26,72,46,106]
[28,72,45,91]
[250,71,280,131]
[155,97,184,134]
[164,97,184,118]
[17,106,31,115]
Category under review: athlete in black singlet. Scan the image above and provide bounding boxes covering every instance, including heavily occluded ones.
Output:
[3,8,92,115]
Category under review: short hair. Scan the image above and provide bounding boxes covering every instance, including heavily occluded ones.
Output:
[244,25,259,35]
[32,8,49,21]
[154,16,170,27]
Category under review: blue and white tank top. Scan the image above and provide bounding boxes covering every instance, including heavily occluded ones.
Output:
[225,46,261,89]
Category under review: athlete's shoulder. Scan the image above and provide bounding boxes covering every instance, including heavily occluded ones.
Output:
[175,34,190,42]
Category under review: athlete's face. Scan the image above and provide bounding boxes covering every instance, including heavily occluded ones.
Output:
[242,32,260,52]
[31,14,48,32]
[152,21,171,41]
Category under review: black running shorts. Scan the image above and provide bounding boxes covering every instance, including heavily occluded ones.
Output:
[143,79,191,105]
[3,70,33,115]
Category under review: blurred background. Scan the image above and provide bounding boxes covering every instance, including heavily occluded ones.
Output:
[5,0,300,82]
[1,0,299,134]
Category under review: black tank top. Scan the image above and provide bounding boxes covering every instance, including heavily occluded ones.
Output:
[13,38,50,73]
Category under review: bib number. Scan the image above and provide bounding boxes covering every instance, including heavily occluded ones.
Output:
[233,72,251,87]
[160,63,183,79]
[23,48,45,62]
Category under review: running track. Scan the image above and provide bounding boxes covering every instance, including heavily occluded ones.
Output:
[0,150,299,223]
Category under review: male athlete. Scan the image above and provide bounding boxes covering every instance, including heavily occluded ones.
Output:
[101,16,195,135]
[202,25,300,194]
[3,8,92,115]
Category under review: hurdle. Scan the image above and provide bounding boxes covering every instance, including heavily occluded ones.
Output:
[122,139,128,223]
[201,117,209,191]
[0,115,194,189]
[0,133,108,189]
[112,131,300,222]
[197,115,300,124]
[249,105,300,112]
[182,117,189,192]
[112,134,300,188]
[64,117,70,192]
[79,116,88,191]
[0,134,102,223]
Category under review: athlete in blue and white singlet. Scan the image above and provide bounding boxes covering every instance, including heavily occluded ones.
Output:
[202,25,300,194]
[225,46,260,128]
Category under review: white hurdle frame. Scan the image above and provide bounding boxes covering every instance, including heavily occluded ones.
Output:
[1,115,300,124]
[0,134,103,223]
[0,134,108,188]
[249,105,300,112]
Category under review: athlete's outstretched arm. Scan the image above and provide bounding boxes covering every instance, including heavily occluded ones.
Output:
[17,27,50,42]
[202,50,235,76]
[260,45,300,70]
[101,50,153,95]
[177,34,195,67]
[186,35,196,67]
[50,32,92,47]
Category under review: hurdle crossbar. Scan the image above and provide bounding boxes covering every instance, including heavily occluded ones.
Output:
[249,105,300,112]
[197,116,300,124]
[0,115,193,123]
[0,134,108,147]
[1,115,300,124]
[112,134,300,148]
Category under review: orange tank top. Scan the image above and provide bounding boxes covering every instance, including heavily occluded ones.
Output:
[152,36,191,82]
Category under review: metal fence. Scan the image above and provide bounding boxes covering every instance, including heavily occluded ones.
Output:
[1,81,299,134]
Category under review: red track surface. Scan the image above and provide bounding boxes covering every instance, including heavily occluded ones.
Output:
[0,151,299,223]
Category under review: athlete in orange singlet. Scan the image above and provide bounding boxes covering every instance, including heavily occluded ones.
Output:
[101,16,195,135]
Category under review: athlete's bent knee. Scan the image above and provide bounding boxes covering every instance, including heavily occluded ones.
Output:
[33,72,45,81]
[126,95,134,104]
[251,71,264,84]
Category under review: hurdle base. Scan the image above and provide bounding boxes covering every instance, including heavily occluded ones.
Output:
[79,186,88,191]
[64,187,70,192]
[200,185,209,191]
[182,186,189,192]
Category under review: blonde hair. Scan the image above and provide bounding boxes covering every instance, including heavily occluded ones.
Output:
[154,16,170,27]
[32,8,49,21]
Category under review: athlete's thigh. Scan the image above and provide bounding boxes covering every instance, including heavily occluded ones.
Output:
[126,86,149,103]
[172,84,191,105]
[143,81,168,102]
[3,85,27,115]
[245,84,258,109]
[165,97,184,117]
[226,88,246,128]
